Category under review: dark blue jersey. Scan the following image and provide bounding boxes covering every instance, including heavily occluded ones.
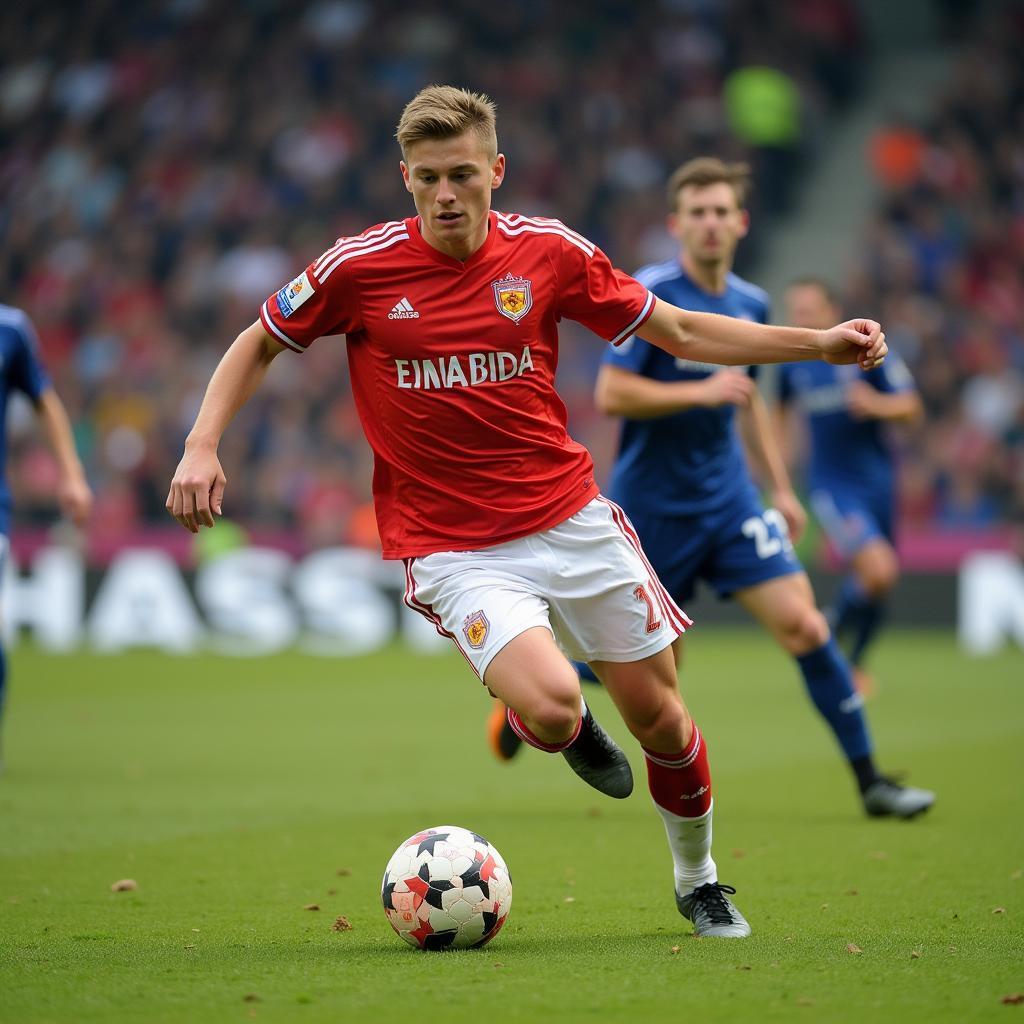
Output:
[777,356,915,494]
[0,305,52,532]
[603,261,769,516]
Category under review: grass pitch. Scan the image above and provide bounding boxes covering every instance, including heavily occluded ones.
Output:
[0,630,1021,1023]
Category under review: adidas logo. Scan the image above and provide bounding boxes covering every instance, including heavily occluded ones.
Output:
[388,297,420,320]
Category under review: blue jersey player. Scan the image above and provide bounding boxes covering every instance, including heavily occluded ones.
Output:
[488,159,933,820]
[779,278,923,694]
[0,305,92,771]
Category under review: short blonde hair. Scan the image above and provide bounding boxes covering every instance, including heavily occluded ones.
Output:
[667,157,751,210]
[396,85,498,158]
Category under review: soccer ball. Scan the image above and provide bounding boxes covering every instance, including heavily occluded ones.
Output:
[381,825,512,950]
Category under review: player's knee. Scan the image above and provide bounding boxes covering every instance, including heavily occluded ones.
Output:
[859,549,899,596]
[531,693,583,742]
[780,605,830,656]
[520,670,582,741]
[624,691,690,750]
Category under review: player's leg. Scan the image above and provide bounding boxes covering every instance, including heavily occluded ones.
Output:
[844,537,899,669]
[552,497,747,937]
[483,626,582,745]
[405,549,632,798]
[486,660,602,763]
[735,573,934,818]
[735,572,873,773]
[590,646,747,937]
[485,627,579,763]
[487,652,680,763]
[482,626,634,799]
[486,501,696,764]
[811,489,895,685]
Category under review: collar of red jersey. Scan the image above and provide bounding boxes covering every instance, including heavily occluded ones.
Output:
[409,210,498,270]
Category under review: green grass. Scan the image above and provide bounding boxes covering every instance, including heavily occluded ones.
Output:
[0,630,1021,1023]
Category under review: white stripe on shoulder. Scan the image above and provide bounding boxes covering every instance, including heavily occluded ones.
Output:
[726,273,770,304]
[0,305,30,328]
[611,291,655,346]
[496,219,594,257]
[314,221,406,275]
[634,261,681,288]
[318,230,410,281]
[261,301,305,352]
[497,213,597,253]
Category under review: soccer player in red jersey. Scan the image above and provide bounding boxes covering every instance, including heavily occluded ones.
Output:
[167,86,888,939]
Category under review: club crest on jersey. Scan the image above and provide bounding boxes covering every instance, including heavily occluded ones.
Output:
[462,610,489,649]
[276,272,313,318]
[492,273,532,323]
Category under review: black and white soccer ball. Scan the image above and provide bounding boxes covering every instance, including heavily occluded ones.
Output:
[381,825,512,950]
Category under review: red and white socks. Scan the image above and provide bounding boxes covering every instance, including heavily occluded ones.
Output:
[643,723,717,892]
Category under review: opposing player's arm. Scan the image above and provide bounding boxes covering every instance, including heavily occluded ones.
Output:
[640,297,888,369]
[737,390,806,542]
[35,388,92,527]
[595,364,754,418]
[167,321,286,533]
[772,401,805,474]
[845,381,923,423]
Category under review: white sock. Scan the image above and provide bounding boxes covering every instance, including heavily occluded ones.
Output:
[654,798,717,893]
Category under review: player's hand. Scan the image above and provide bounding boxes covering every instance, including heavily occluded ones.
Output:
[771,489,807,545]
[845,380,882,420]
[166,446,226,534]
[58,473,93,528]
[819,320,887,370]
[700,370,756,408]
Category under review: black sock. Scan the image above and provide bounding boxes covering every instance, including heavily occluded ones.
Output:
[851,755,881,793]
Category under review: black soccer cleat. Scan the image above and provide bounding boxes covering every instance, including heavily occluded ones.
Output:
[561,708,634,799]
[676,882,751,938]
[862,775,935,819]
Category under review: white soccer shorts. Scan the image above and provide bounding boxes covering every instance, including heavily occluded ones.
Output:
[402,495,692,680]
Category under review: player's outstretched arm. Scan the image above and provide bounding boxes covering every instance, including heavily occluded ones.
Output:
[640,298,888,369]
[846,381,924,423]
[35,388,92,527]
[167,322,285,533]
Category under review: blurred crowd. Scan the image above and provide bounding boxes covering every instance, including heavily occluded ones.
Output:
[0,0,1017,553]
[848,3,1024,534]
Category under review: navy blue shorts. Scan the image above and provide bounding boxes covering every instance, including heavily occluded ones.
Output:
[809,485,894,560]
[621,485,802,605]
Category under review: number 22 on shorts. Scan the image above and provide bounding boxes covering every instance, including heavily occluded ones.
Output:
[741,509,794,560]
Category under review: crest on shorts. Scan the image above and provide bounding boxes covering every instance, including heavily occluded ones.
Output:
[492,273,533,323]
[462,610,489,648]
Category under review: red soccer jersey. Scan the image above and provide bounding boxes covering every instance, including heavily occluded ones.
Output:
[260,210,654,558]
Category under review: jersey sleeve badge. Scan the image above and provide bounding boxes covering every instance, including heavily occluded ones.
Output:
[462,610,490,648]
[492,273,533,323]
[276,272,314,318]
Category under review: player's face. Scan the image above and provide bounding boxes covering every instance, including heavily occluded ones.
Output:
[785,284,839,329]
[401,132,505,261]
[668,183,748,269]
